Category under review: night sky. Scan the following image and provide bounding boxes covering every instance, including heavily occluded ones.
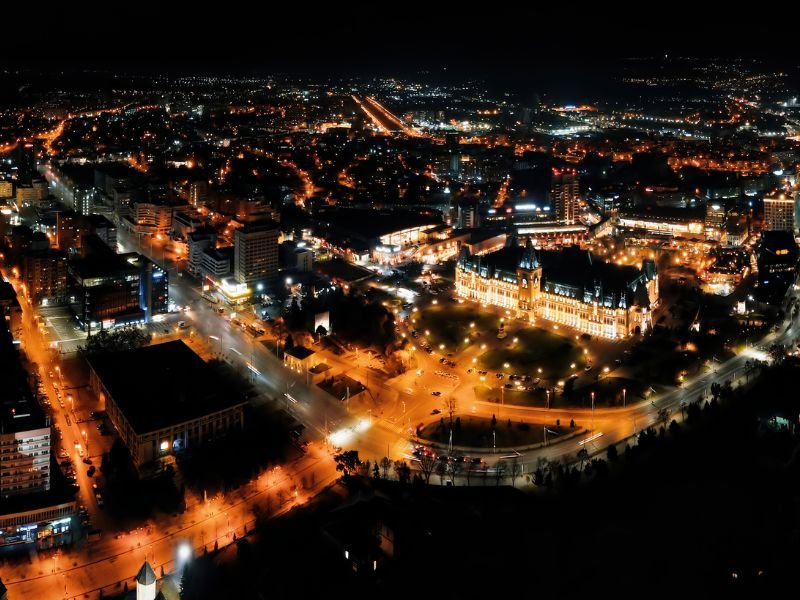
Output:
[4,5,795,74]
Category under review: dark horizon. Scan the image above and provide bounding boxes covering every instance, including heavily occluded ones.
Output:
[4,6,798,73]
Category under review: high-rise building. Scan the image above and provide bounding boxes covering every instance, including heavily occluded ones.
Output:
[234,219,279,286]
[123,254,168,322]
[57,211,117,254]
[705,202,726,241]
[457,199,481,229]
[22,249,68,305]
[13,142,36,186]
[551,168,579,225]
[188,180,208,207]
[0,318,51,498]
[763,192,795,232]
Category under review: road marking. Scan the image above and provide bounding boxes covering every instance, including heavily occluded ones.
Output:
[578,432,603,446]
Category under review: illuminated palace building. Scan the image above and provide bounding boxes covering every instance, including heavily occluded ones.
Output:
[456,239,659,338]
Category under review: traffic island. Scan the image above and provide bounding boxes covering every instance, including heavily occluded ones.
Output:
[417,415,580,450]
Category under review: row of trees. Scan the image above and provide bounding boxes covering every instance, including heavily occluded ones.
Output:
[334,449,525,488]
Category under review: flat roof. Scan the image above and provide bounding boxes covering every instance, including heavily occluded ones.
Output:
[0,320,47,433]
[313,208,441,239]
[87,341,247,435]
[286,345,315,360]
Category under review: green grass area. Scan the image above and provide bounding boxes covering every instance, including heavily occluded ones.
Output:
[473,383,548,407]
[478,327,581,380]
[419,415,551,449]
[626,331,736,386]
[412,303,498,348]
[568,377,650,408]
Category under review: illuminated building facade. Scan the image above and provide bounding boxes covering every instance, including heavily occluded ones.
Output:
[22,249,68,305]
[234,219,279,285]
[551,169,579,225]
[456,240,658,338]
[618,207,705,239]
[763,192,796,233]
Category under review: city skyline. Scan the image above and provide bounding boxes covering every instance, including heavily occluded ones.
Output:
[1,27,799,597]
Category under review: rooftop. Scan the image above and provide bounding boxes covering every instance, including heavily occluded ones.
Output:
[313,208,441,239]
[87,341,247,435]
[286,345,315,360]
[0,318,46,434]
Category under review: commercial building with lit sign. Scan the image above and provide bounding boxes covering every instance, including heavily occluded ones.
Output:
[456,239,658,338]
[88,341,247,467]
[618,206,705,239]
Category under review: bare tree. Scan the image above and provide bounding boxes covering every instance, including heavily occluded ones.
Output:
[465,460,476,487]
[508,457,522,488]
[577,448,589,471]
[380,456,391,479]
[448,460,463,485]
[417,452,436,484]
[393,460,411,484]
[657,407,670,429]
[435,459,448,485]
[494,460,507,486]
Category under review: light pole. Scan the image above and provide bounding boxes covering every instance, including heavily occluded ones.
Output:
[590,391,595,435]
[546,389,550,410]
[623,388,626,408]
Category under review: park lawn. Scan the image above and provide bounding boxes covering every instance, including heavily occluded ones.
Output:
[473,383,548,407]
[412,303,497,349]
[478,327,581,380]
[569,377,650,408]
[419,415,546,449]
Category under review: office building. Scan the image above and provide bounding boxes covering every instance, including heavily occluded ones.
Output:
[68,235,143,330]
[188,230,216,276]
[551,168,579,225]
[45,164,96,215]
[56,211,117,254]
[87,341,247,467]
[199,246,233,280]
[456,239,658,339]
[763,192,795,232]
[234,219,279,286]
[122,253,169,322]
[129,200,175,236]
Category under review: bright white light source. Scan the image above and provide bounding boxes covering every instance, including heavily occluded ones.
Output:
[178,543,192,563]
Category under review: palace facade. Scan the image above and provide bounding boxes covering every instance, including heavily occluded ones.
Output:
[456,240,658,339]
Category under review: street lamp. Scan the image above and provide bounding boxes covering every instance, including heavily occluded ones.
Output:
[623,388,626,407]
